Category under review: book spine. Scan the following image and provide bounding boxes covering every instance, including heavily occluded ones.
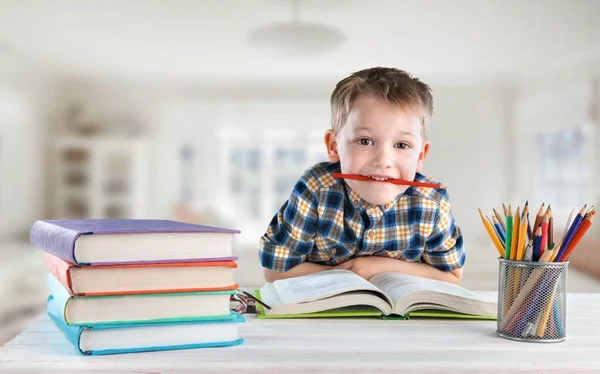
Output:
[90,339,245,355]
[47,273,74,323]
[30,220,81,264]
[45,253,77,295]
[47,296,86,355]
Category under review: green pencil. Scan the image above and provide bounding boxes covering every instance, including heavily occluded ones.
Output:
[505,216,513,260]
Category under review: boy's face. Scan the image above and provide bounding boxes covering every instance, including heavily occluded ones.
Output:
[325,95,430,206]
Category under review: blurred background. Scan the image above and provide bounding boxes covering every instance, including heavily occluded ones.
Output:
[1,0,600,345]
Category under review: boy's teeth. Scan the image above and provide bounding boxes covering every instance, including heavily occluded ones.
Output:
[370,176,389,181]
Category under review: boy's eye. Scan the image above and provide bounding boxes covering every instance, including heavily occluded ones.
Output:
[358,138,373,146]
[395,142,410,149]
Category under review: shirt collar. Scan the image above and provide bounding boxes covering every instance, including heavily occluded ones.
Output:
[344,183,401,213]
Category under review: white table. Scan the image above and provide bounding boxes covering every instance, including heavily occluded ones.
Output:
[1,292,600,373]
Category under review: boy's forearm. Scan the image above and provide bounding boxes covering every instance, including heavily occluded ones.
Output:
[395,261,462,284]
[363,257,463,284]
[263,262,333,282]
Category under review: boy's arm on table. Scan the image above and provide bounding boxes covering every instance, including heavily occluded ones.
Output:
[259,171,324,282]
[336,257,462,284]
[264,262,333,282]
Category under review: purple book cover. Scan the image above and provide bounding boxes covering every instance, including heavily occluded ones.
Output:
[30,219,240,266]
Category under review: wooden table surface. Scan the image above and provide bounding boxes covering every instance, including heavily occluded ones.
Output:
[1,292,600,373]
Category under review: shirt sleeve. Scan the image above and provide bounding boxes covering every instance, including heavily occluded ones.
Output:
[421,190,465,271]
[258,171,319,272]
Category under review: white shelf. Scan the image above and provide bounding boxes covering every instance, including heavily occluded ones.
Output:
[51,136,151,219]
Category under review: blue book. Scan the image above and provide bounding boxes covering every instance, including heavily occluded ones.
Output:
[47,295,244,355]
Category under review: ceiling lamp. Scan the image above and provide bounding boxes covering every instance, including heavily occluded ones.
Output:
[248,0,345,56]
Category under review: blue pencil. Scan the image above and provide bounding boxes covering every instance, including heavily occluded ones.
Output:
[554,205,586,261]
[532,228,542,262]
[553,300,564,337]
[493,220,506,244]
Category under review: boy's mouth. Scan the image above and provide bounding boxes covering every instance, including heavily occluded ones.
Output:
[367,175,394,182]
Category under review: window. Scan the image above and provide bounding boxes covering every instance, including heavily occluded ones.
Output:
[229,147,263,219]
[219,128,327,228]
[537,125,592,210]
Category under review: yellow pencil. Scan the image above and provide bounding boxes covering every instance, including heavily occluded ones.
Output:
[549,239,563,262]
[478,208,505,258]
[535,280,560,337]
[539,244,554,262]
[510,207,520,260]
[516,209,528,261]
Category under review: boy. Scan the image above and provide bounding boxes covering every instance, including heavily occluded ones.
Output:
[259,67,464,284]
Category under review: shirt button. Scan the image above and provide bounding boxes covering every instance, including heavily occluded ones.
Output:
[330,248,337,255]
[384,203,390,209]
[368,231,374,238]
[353,199,359,205]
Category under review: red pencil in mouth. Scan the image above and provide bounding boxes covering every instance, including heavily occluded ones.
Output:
[332,173,443,189]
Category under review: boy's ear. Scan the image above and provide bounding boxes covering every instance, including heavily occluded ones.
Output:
[324,130,340,163]
[416,141,430,173]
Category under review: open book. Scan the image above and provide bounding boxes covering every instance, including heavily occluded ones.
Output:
[256,270,497,319]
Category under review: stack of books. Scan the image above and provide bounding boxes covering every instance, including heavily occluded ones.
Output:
[30,219,244,355]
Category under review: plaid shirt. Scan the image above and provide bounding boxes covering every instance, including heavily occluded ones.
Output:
[259,162,465,273]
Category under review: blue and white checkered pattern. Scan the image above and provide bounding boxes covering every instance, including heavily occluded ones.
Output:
[259,162,465,272]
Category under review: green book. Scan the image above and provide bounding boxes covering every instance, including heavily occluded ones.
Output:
[48,273,238,326]
[254,270,497,321]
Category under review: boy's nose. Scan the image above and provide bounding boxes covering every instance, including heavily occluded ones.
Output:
[373,146,393,168]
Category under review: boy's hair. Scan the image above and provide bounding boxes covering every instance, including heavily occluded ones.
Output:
[330,67,433,139]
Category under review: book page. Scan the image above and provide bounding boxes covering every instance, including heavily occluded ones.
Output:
[370,273,480,301]
[273,269,385,305]
[369,273,497,317]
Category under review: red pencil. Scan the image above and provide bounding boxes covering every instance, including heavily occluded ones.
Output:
[332,173,443,189]
[558,211,595,262]
[539,211,549,259]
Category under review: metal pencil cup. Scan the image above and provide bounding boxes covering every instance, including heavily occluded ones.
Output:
[496,258,568,342]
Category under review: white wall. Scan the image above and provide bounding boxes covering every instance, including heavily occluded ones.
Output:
[44,80,510,253]
[512,55,600,232]
[425,85,511,245]
[0,76,53,239]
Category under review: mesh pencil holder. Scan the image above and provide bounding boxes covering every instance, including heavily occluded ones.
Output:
[496,258,568,343]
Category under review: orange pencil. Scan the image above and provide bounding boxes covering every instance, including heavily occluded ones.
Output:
[558,211,595,262]
[549,239,563,262]
[531,203,546,238]
[583,206,595,220]
[478,208,505,258]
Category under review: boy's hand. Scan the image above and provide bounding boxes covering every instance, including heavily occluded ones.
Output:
[335,256,393,280]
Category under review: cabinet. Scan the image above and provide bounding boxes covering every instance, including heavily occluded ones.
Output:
[51,136,150,219]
